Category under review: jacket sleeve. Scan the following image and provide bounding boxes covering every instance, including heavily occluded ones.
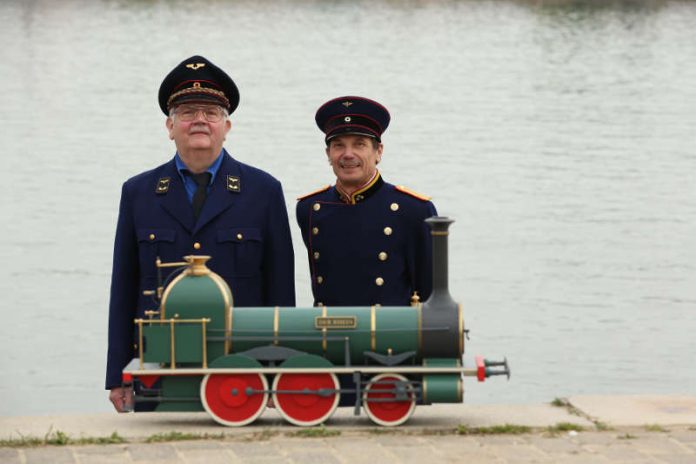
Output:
[105,182,139,389]
[262,181,296,306]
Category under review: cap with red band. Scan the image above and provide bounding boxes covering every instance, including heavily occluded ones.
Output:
[315,96,390,142]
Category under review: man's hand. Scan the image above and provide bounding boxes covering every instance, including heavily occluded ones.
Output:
[109,386,134,412]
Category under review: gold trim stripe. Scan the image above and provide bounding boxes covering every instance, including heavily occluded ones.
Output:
[457,358,463,401]
[137,319,144,369]
[201,319,208,369]
[273,306,279,346]
[422,359,428,403]
[170,319,176,368]
[458,304,464,356]
[350,172,381,204]
[417,303,423,353]
[370,306,376,351]
[136,318,211,324]
[322,306,327,352]
[209,273,233,354]
[159,270,188,320]
[167,86,230,110]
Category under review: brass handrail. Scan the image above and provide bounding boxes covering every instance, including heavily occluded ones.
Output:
[135,318,211,370]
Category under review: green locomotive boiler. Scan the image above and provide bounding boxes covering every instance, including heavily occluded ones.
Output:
[122,217,509,426]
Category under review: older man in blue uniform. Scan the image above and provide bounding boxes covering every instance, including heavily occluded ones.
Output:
[297,96,437,307]
[107,56,295,412]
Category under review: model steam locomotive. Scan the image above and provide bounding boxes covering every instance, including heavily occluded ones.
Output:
[121,217,509,426]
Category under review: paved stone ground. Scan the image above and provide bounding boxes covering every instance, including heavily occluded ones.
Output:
[2,396,695,463]
[1,426,695,464]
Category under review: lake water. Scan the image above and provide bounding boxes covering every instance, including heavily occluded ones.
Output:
[0,0,694,416]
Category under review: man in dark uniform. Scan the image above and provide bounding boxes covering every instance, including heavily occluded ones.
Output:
[106,56,295,412]
[296,96,437,307]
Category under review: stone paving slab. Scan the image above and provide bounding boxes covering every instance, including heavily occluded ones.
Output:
[0,427,695,463]
[1,396,695,463]
[568,395,696,426]
[0,402,591,441]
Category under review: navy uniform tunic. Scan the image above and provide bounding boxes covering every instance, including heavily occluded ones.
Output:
[296,173,436,307]
[106,150,295,389]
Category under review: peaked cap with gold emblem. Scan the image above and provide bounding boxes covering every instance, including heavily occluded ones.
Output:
[315,96,390,143]
[158,55,240,115]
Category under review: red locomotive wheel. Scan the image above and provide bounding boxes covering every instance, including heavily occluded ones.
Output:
[200,373,268,426]
[363,373,416,426]
[273,373,340,426]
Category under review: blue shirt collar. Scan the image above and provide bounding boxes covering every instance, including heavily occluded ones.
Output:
[175,150,225,184]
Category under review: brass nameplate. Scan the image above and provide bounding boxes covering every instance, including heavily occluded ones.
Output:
[315,316,357,329]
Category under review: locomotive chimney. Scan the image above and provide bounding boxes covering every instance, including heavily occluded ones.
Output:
[424,216,456,309]
[421,216,462,359]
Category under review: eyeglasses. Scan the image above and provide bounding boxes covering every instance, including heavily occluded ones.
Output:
[173,105,226,122]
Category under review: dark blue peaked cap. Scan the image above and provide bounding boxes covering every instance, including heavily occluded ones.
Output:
[158,55,240,115]
[316,96,390,143]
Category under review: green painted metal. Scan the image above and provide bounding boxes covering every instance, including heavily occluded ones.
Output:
[280,354,334,368]
[154,376,204,412]
[422,358,462,404]
[142,323,203,364]
[228,307,275,353]
[163,273,231,360]
[209,354,263,369]
[374,307,419,358]
[276,307,323,353]
[229,306,419,365]
[323,307,373,364]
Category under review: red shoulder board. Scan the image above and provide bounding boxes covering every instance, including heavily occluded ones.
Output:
[395,185,431,201]
[297,185,330,201]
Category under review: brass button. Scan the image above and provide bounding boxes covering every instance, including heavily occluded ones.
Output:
[378,252,388,261]
[313,251,320,260]
[390,202,399,211]
[383,227,393,236]
[375,277,384,286]
[312,227,319,235]
[236,233,243,240]
[317,276,324,284]
[313,203,321,211]
[149,233,155,241]
[193,242,201,250]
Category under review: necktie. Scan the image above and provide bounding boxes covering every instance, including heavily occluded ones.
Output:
[190,172,211,219]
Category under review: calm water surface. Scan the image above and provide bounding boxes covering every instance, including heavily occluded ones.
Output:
[0,0,694,416]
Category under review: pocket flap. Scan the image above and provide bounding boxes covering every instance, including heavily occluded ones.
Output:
[217,228,262,243]
[137,229,176,243]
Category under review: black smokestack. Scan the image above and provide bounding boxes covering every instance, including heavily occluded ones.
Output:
[425,216,455,307]
[421,216,461,358]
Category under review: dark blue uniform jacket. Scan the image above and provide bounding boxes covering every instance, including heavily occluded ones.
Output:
[296,174,436,307]
[106,151,295,388]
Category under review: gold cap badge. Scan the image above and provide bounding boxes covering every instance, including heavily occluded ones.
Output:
[186,63,206,70]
